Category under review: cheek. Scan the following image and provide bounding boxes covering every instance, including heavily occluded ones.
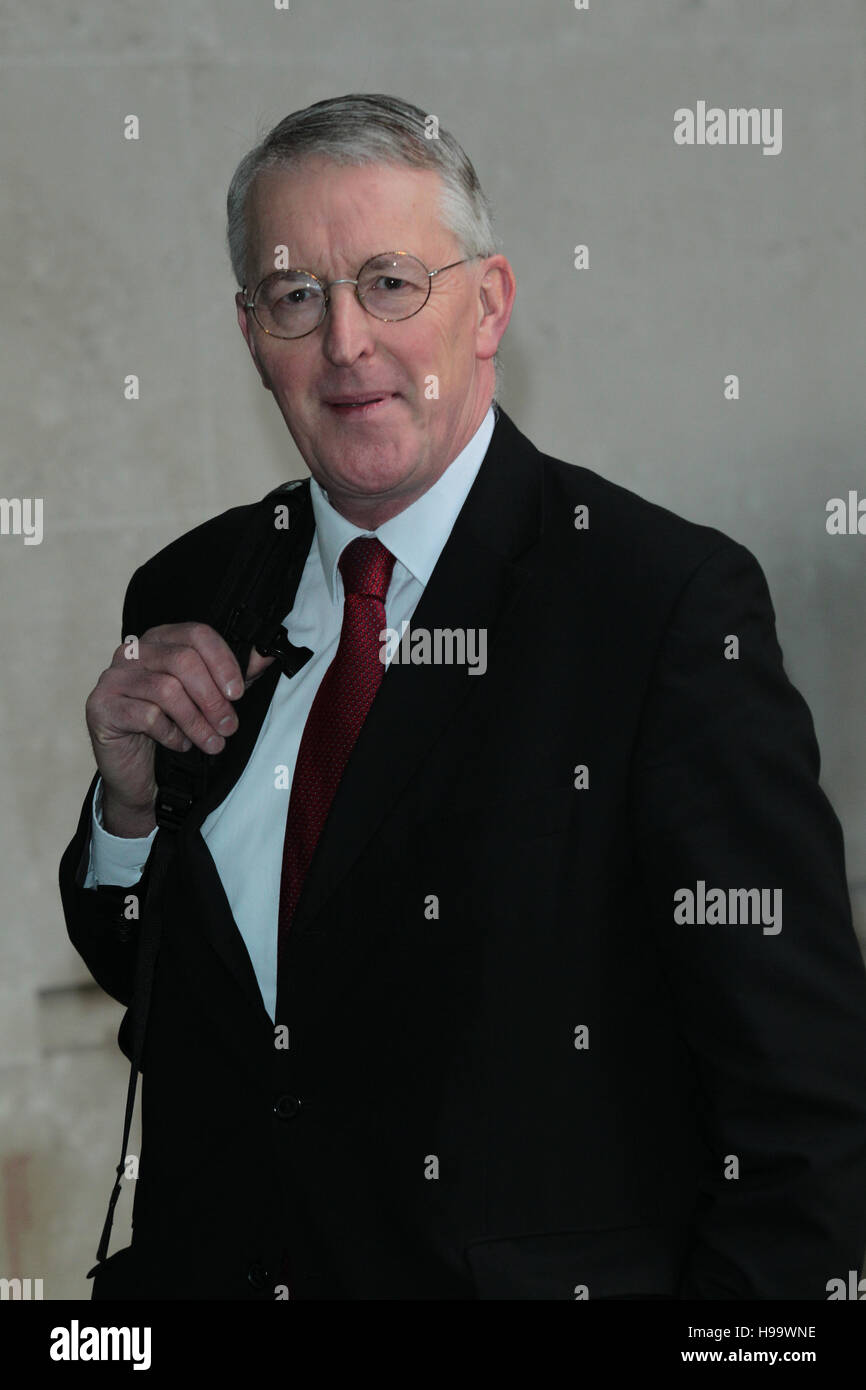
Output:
[409,325,457,384]
[436,306,474,361]
[262,353,313,401]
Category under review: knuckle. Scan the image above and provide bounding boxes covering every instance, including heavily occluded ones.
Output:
[171,646,200,681]
[141,702,163,733]
[89,668,118,704]
[153,672,182,707]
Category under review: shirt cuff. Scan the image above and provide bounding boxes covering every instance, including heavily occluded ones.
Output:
[84,777,157,889]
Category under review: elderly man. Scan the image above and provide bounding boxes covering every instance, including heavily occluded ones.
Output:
[60,93,866,1301]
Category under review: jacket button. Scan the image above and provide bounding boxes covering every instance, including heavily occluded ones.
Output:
[247,1262,270,1291]
[274,1093,301,1120]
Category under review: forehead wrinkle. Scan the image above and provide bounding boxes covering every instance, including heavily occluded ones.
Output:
[290,238,432,279]
[307,241,380,275]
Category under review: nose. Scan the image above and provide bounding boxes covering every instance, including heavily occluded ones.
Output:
[321,281,377,367]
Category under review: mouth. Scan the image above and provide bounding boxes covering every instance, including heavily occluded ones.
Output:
[324,392,399,417]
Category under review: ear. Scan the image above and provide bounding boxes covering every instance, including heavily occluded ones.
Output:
[236,291,273,392]
[474,255,516,363]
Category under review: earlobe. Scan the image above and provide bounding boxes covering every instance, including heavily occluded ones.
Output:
[474,259,516,362]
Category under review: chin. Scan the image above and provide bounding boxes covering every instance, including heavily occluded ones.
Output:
[335,460,415,495]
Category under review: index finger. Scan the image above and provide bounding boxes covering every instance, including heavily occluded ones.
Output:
[142,621,246,699]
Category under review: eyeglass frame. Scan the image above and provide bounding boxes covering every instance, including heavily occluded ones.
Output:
[241,250,482,339]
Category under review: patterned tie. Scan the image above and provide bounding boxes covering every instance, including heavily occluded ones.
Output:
[275,536,396,1011]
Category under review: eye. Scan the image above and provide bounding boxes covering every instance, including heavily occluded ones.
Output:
[282,287,316,305]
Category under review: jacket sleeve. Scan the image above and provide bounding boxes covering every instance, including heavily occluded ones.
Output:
[630,538,866,1299]
[58,565,155,1007]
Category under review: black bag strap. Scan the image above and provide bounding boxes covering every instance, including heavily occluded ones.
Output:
[90,480,314,1272]
[92,830,173,1267]
[154,479,315,829]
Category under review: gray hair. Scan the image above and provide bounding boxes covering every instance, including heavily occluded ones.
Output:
[226,93,500,285]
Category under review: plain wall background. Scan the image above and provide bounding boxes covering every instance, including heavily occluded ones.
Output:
[0,0,863,1297]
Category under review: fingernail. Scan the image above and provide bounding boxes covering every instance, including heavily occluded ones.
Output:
[205,735,223,753]
[225,679,243,699]
[218,715,236,733]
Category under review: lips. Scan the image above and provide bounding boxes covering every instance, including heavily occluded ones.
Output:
[325,393,395,406]
[324,392,399,417]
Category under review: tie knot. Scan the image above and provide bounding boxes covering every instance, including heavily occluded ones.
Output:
[338,536,395,602]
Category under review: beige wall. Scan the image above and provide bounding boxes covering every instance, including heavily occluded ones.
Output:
[1,0,863,1297]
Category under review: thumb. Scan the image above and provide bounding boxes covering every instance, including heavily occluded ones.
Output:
[244,646,276,687]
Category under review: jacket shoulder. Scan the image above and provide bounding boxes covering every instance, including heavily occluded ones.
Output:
[544,450,734,564]
[493,407,766,626]
[521,425,755,595]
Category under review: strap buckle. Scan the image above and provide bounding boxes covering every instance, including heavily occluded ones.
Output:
[155,779,197,831]
[255,625,313,679]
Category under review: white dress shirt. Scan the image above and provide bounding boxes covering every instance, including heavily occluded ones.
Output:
[85,405,496,1020]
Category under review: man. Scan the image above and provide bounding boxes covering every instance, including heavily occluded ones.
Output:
[60,93,866,1300]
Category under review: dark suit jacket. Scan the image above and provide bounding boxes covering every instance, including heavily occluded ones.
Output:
[59,406,866,1299]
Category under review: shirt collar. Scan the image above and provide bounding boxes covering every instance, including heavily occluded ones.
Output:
[310,403,497,602]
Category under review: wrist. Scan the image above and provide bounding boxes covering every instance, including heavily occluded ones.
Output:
[101,785,157,838]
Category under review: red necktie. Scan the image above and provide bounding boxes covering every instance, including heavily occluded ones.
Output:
[276,536,396,1012]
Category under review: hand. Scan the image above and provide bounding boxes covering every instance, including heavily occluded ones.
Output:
[85,623,275,837]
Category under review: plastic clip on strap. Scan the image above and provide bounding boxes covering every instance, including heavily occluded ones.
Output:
[253,622,313,680]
